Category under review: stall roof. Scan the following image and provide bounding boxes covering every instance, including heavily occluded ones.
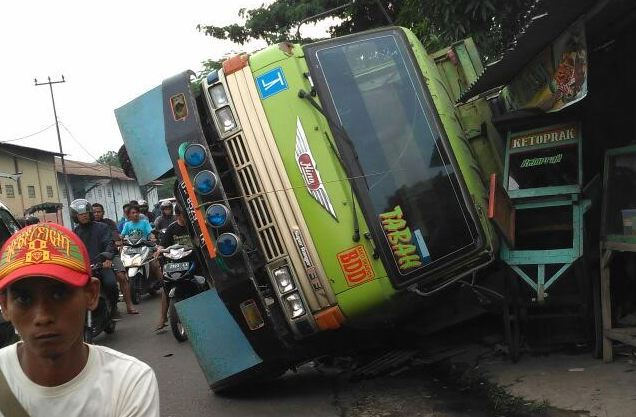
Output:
[458,0,598,103]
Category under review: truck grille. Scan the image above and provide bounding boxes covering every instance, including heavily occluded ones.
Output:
[225,134,285,261]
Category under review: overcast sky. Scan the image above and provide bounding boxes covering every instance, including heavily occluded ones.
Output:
[0,0,329,163]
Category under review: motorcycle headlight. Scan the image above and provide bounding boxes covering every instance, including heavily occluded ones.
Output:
[283,292,305,319]
[130,254,143,267]
[272,266,294,294]
[216,106,236,133]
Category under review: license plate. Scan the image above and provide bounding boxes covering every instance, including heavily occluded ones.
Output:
[125,247,144,255]
[165,262,190,273]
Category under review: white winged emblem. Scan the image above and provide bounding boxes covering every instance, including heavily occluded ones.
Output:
[294,117,337,219]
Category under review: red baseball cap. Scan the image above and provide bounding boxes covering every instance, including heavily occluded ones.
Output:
[0,223,91,291]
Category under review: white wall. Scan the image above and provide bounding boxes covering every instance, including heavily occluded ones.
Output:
[57,175,153,227]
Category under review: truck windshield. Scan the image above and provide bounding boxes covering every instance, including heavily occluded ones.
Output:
[305,30,480,283]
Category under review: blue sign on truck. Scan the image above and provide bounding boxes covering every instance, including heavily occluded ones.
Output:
[255,67,288,99]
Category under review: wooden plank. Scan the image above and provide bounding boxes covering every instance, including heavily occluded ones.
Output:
[606,329,636,346]
[600,248,614,362]
[603,240,636,252]
[606,327,636,335]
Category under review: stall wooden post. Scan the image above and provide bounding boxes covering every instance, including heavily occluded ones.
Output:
[600,245,613,361]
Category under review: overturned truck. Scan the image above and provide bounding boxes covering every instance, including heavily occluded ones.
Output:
[116,27,505,391]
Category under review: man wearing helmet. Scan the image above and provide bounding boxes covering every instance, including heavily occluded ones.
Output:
[69,199,119,316]
[138,200,155,223]
[154,200,176,232]
[0,223,159,416]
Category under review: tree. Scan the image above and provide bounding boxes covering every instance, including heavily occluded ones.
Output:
[96,150,121,167]
[198,0,537,62]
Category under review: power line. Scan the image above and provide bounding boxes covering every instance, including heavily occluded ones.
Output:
[58,121,101,162]
[0,124,55,143]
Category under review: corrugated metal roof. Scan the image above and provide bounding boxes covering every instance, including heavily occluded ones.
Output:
[458,0,598,103]
[55,157,134,181]
[0,142,64,157]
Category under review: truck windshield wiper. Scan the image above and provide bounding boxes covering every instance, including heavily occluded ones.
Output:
[298,89,362,242]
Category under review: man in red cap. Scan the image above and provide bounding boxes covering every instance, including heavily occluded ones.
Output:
[0,223,159,416]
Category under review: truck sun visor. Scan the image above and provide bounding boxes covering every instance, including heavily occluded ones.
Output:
[115,86,173,185]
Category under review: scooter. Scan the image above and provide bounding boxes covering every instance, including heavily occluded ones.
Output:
[121,233,161,304]
[85,253,118,344]
[161,244,208,342]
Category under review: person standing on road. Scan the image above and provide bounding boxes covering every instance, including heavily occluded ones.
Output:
[0,223,160,417]
[92,203,138,315]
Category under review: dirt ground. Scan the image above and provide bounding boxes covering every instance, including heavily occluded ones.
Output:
[479,350,636,417]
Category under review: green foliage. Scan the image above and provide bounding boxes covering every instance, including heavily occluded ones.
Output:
[198,0,536,62]
[96,150,121,167]
[155,176,177,200]
[192,58,223,95]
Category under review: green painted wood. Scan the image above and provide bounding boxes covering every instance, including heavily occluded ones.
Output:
[508,185,581,199]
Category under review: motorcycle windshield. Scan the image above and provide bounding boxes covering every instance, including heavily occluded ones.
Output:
[304,29,483,288]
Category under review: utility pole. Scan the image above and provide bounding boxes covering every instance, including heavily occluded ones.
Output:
[35,76,73,213]
[108,164,118,219]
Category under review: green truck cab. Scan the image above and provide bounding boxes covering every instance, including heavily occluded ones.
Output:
[115,26,501,391]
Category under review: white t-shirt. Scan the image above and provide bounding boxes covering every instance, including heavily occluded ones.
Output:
[0,343,160,417]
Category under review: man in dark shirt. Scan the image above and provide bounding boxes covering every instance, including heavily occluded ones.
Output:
[154,200,176,232]
[70,200,118,311]
[92,203,138,315]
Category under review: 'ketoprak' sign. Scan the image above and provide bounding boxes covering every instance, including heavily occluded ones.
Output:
[509,123,579,151]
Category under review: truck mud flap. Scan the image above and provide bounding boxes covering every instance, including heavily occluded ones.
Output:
[175,289,262,387]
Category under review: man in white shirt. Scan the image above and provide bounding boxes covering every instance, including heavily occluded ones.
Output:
[0,223,160,417]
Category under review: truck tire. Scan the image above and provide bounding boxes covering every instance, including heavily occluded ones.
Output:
[169,299,188,342]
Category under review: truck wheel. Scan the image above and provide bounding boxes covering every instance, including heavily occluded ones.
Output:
[169,299,188,342]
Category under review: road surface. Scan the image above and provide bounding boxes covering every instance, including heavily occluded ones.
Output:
[100,295,577,417]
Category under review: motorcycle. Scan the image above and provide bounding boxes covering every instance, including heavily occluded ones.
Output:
[85,253,118,343]
[121,233,161,304]
[161,244,208,342]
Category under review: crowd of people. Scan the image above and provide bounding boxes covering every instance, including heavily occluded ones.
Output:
[77,199,181,329]
[0,198,178,415]
[0,196,199,415]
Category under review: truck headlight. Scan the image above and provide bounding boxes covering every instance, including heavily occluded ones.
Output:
[208,84,229,108]
[273,266,294,294]
[283,292,305,319]
[216,107,236,133]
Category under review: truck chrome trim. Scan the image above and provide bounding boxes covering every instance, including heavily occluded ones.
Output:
[222,66,338,315]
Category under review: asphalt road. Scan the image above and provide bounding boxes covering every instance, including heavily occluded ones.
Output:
[99,295,341,417]
[99,296,578,417]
